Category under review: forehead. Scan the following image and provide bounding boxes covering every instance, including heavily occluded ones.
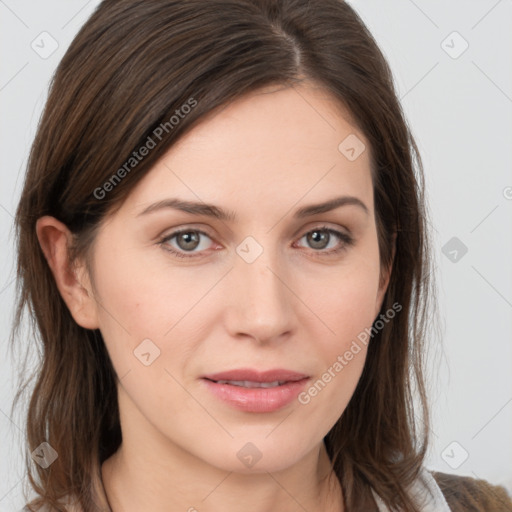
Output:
[124,83,373,219]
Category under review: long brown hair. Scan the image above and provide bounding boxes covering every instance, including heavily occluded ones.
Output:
[12,1,436,510]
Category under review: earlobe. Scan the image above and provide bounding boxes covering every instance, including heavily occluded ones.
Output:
[35,216,100,330]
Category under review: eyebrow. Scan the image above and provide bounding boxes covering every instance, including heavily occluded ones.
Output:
[137,195,369,221]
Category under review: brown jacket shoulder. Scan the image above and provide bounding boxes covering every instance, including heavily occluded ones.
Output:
[432,471,512,511]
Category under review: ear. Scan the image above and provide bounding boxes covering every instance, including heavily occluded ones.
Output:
[35,216,100,330]
[374,231,397,317]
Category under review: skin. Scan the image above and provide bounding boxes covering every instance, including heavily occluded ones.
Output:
[37,82,393,512]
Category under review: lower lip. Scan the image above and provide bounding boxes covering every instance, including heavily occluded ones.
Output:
[201,378,309,413]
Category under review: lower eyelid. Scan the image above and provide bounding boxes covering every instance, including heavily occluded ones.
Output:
[160,227,352,257]
[295,228,353,251]
[160,229,213,254]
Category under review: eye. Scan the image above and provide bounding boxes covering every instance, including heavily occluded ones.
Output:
[294,226,354,256]
[159,229,215,258]
[158,225,354,259]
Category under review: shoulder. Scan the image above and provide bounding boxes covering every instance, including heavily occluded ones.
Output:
[431,470,512,512]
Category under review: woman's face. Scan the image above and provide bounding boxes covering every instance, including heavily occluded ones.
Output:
[86,82,390,473]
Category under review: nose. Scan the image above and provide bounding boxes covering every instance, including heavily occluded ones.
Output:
[224,245,295,345]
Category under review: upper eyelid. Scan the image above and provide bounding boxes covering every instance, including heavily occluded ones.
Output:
[160,223,350,241]
[160,224,351,251]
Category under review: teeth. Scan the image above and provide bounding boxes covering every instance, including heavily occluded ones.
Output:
[215,380,286,388]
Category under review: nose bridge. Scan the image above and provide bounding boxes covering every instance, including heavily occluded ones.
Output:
[227,235,294,342]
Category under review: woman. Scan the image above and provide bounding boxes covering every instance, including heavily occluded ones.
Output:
[12,0,512,510]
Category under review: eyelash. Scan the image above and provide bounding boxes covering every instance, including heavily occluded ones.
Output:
[158,226,354,260]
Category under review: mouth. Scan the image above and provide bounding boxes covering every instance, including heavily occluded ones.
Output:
[201,368,309,384]
[200,368,310,413]
[205,379,290,388]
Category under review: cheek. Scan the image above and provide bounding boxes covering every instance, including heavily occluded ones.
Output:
[93,244,201,334]
[297,249,382,353]
[313,275,378,334]
[303,275,375,387]
[291,242,381,410]
[293,269,378,431]
[91,241,225,380]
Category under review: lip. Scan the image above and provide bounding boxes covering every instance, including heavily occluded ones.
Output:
[202,368,308,383]
[200,368,310,413]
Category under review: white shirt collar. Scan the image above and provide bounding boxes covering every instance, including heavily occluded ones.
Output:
[371,467,451,511]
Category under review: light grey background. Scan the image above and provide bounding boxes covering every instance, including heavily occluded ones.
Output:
[1,0,511,509]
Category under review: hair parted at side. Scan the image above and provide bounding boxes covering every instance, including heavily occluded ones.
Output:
[11,1,437,510]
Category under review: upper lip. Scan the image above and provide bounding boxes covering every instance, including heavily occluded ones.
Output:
[201,368,309,383]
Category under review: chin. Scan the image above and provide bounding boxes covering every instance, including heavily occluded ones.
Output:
[191,435,315,475]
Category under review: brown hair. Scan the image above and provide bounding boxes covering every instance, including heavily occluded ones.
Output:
[12,0,437,510]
